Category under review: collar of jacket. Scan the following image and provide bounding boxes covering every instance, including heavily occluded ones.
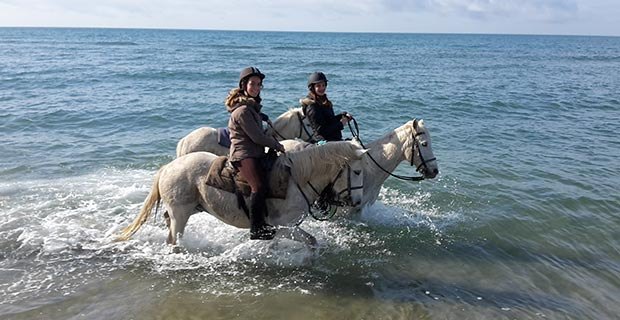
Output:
[226,88,262,113]
[299,97,315,106]
[300,94,332,108]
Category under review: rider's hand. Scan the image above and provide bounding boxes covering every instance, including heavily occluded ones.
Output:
[275,142,285,153]
[260,113,270,122]
[340,112,353,125]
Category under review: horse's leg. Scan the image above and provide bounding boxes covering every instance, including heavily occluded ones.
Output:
[161,210,174,244]
[277,227,318,249]
[164,211,171,228]
[166,205,193,248]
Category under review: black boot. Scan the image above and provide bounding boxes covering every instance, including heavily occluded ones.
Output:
[249,192,276,240]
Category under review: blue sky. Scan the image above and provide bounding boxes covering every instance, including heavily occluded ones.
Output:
[0,0,618,36]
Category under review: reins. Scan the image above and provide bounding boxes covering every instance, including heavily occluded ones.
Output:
[268,122,288,140]
[347,117,428,182]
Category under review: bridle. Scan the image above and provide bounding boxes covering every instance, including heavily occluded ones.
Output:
[348,118,436,181]
[409,122,437,177]
[292,162,364,222]
[296,111,314,142]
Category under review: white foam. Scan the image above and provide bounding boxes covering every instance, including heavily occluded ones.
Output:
[358,186,465,227]
[1,168,459,273]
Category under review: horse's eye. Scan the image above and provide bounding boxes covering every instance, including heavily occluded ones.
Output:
[353,170,361,175]
[421,142,428,147]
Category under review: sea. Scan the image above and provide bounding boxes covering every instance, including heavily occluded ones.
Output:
[1,27,619,319]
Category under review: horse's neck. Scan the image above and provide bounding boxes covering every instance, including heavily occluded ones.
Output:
[272,109,302,139]
[296,173,334,204]
[283,140,363,207]
[368,124,411,172]
[363,123,412,199]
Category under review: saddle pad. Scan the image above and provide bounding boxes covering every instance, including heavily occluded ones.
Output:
[205,156,289,199]
[204,156,248,195]
[217,127,231,148]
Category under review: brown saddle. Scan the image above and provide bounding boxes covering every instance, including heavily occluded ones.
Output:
[204,156,289,199]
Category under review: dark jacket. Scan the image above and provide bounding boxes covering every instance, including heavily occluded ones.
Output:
[226,89,281,162]
[300,96,345,142]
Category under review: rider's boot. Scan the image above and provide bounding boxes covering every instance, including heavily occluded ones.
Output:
[249,192,276,240]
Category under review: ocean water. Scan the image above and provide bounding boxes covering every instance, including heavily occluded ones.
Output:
[1,27,619,319]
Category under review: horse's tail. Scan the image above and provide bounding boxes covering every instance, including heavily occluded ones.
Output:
[115,167,163,241]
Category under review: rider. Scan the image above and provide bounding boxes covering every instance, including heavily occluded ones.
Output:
[300,72,353,143]
[226,66,285,240]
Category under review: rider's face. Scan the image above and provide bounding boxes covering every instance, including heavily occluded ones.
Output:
[245,75,262,98]
[313,81,327,96]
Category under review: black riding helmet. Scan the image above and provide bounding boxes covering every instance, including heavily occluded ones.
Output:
[307,72,328,89]
[239,66,265,89]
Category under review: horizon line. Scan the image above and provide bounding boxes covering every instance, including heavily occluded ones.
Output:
[1,25,618,38]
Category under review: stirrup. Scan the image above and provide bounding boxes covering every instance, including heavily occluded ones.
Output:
[261,223,276,232]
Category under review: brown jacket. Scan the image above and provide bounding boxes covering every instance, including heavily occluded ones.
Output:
[226,88,281,162]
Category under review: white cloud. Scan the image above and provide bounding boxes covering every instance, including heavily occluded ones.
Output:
[362,0,580,23]
[0,0,618,36]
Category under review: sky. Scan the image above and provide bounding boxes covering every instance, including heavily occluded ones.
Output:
[0,0,618,36]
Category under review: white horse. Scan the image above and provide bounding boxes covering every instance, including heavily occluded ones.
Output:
[176,107,310,157]
[116,140,366,248]
[353,118,439,210]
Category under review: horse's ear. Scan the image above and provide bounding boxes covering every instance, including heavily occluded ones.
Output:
[354,148,368,158]
[413,119,418,130]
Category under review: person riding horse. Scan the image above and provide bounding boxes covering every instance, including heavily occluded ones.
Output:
[226,67,285,240]
[300,72,353,143]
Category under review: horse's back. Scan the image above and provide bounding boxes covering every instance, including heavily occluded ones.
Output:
[165,151,219,182]
[176,127,223,157]
[279,139,310,152]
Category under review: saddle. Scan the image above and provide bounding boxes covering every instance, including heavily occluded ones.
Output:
[204,155,289,199]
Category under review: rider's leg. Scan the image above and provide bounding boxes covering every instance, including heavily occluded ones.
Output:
[236,157,276,240]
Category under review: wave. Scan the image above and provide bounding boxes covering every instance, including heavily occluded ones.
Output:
[113,70,208,81]
[92,41,139,46]
[569,55,620,62]
[271,46,309,51]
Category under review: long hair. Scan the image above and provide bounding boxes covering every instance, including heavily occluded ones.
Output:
[308,88,333,108]
[225,88,261,110]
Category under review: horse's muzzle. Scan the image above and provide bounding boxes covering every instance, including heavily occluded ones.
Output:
[425,168,439,179]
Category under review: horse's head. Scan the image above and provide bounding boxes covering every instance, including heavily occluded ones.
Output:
[266,108,313,142]
[282,140,367,207]
[330,158,364,207]
[406,119,439,179]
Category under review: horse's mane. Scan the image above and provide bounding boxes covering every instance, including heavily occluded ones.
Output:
[367,119,417,152]
[275,140,361,183]
[273,107,302,123]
